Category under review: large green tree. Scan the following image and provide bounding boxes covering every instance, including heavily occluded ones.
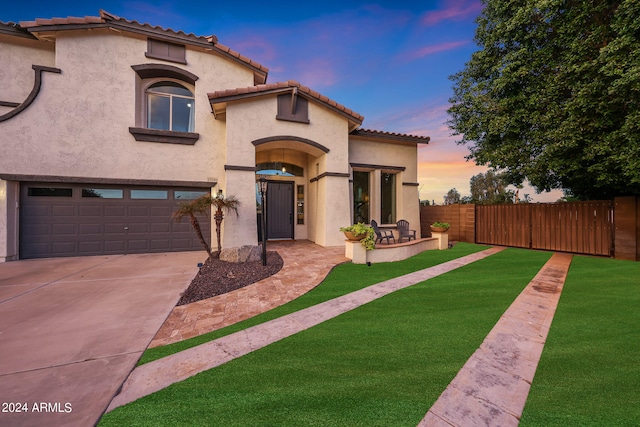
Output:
[448,0,640,200]
[469,171,515,204]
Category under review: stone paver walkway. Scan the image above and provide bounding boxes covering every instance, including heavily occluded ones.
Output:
[149,240,348,347]
[419,252,573,426]
[107,246,505,411]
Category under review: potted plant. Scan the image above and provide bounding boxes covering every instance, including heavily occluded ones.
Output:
[430,221,450,232]
[340,223,375,250]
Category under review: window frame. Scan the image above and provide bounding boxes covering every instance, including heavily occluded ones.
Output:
[130,65,200,145]
[146,81,195,133]
[380,172,397,224]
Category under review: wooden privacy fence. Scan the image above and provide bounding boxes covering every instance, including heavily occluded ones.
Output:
[476,201,613,256]
[420,204,475,243]
[420,197,639,260]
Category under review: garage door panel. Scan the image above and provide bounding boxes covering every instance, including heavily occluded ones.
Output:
[172,238,194,249]
[104,206,126,217]
[79,241,102,254]
[128,240,149,252]
[52,241,76,256]
[104,240,126,252]
[128,206,149,217]
[23,205,50,217]
[151,223,171,233]
[79,223,102,234]
[51,205,76,217]
[21,224,49,237]
[151,239,171,250]
[128,223,149,233]
[150,206,172,217]
[52,223,76,235]
[79,205,103,217]
[104,224,126,235]
[21,183,211,258]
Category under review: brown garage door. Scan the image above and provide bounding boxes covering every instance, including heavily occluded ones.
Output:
[20,183,211,259]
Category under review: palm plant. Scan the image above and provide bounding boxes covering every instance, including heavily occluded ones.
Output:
[172,195,214,258]
[211,193,239,255]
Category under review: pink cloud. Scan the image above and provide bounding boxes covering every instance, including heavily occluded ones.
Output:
[400,40,470,62]
[421,0,483,26]
[295,58,338,87]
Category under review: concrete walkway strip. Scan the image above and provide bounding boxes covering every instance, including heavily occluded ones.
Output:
[107,246,505,411]
[418,252,573,427]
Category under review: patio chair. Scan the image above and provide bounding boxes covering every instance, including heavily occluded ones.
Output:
[371,220,395,245]
[397,219,416,242]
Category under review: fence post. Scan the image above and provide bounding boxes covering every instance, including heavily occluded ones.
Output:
[614,196,639,261]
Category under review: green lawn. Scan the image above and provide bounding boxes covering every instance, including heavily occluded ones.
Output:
[138,242,490,365]
[520,255,640,426]
[100,247,552,426]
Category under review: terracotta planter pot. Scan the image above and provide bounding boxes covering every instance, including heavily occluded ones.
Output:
[430,226,449,233]
[344,231,366,241]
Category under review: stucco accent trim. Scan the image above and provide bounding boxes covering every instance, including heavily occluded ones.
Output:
[310,172,350,183]
[224,165,257,172]
[131,63,198,85]
[129,127,200,145]
[350,163,406,172]
[0,174,216,188]
[403,182,420,186]
[0,65,61,123]
[252,136,330,153]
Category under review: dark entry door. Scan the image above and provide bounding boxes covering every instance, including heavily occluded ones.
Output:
[267,182,294,239]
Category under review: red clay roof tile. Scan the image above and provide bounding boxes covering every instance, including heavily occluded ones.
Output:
[350,128,430,143]
[208,81,365,123]
[15,10,269,79]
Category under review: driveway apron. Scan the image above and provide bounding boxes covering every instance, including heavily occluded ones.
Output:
[0,251,206,427]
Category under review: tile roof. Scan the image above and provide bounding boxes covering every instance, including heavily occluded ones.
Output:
[0,20,35,38]
[12,10,268,82]
[208,80,364,124]
[350,128,430,144]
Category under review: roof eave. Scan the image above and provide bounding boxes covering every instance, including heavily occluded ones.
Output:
[209,86,363,128]
[349,129,430,145]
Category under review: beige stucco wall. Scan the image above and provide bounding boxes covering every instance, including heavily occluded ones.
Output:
[222,96,352,247]
[0,34,55,115]
[0,30,255,183]
[0,29,260,254]
[1,27,424,255]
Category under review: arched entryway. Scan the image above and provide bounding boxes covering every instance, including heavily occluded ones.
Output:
[253,136,330,242]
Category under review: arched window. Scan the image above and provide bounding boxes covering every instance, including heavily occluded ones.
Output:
[146,81,194,132]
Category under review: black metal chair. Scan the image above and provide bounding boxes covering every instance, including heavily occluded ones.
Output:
[370,220,395,244]
[397,219,416,242]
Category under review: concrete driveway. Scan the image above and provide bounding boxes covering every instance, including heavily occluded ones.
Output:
[0,251,207,427]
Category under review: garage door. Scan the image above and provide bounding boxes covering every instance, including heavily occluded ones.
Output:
[20,183,211,259]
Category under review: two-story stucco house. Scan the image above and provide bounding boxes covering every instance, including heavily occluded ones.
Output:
[0,10,429,261]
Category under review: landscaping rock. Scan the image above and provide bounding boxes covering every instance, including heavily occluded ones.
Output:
[220,245,262,263]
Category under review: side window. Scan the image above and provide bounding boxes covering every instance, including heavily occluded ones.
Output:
[146,81,195,132]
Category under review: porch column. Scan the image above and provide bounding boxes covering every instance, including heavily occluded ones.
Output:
[316,174,351,246]
[221,169,259,250]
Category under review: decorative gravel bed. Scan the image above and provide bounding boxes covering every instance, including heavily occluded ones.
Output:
[177,251,284,305]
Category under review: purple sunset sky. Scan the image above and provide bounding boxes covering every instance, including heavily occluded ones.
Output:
[1,0,563,203]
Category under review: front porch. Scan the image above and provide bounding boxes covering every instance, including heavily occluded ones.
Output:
[345,232,449,264]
